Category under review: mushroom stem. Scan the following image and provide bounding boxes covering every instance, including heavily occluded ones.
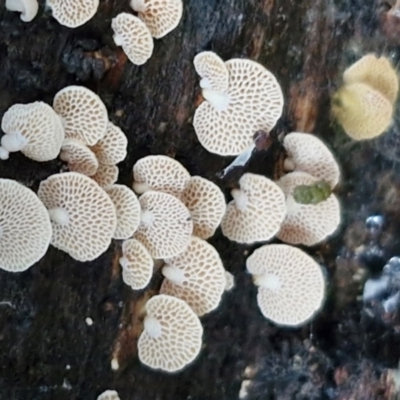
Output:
[284,158,295,171]
[144,315,162,338]
[133,181,151,194]
[162,265,186,286]
[130,0,147,12]
[253,273,281,290]
[220,143,256,177]
[141,209,155,226]
[285,194,302,213]
[1,132,28,153]
[48,207,70,226]
[0,147,9,160]
[119,256,130,269]
[113,34,124,47]
[202,89,230,112]
[231,188,248,212]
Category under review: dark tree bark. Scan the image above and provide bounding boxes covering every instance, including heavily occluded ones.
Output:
[2,0,400,399]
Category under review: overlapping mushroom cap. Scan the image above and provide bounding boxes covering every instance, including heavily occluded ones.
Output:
[132,155,190,198]
[134,191,193,259]
[283,132,340,188]
[60,139,99,176]
[193,57,284,155]
[181,176,226,239]
[246,244,325,327]
[111,13,154,66]
[46,0,99,28]
[277,171,341,246]
[53,86,108,146]
[130,0,183,39]
[160,236,226,316]
[106,185,141,240]
[0,179,52,272]
[0,102,64,161]
[138,294,203,372]
[92,164,119,189]
[120,239,153,290]
[38,172,117,262]
[6,0,39,22]
[221,173,287,244]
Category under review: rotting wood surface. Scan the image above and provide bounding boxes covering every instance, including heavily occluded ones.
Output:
[2,0,400,399]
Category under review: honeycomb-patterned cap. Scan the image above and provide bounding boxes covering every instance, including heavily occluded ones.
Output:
[0,179,52,272]
[38,172,117,262]
[134,191,193,259]
[46,0,99,28]
[5,0,39,22]
[133,155,190,198]
[97,390,120,400]
[130,0,183,39]
[0,101,64,161]
[181,176,226,239]
[53,86,108,146]
[247,244,325,327]
[138,294,203,372]
[160,236,226,316]
[277,171,341,246]
[193,58,284,155]
[92,164,119,189]
[111,13,154,66]
[194,51,229,93]
[283,132,340,188]
[60,138,99,177]
[221,173,287,244]
[120,239,153,290]
[106,185,141,240]
[90,122,128,165]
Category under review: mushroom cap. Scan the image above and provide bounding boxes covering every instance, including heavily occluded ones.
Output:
[132,155,190,198]
[97,390,120,400]
[221,173,287,244]
[134,191,193,259]
[90,121,128,165]
[46,0,99,28]
[246,244,325,327]
[106,185,141,240]
[193,51,229,93]
[193,58,284,155]
[130,0,183,39]
[181,176,226,239]
[277,171,341,246]
[0,179,52,272]
[138,294,203,372]
[38,172,117,262]
[120,238,153,290]
[1,102,64,161]
[111,13,154,66]
[5,0,39,22]
[60,138,99,176]
[283,132,340,188]
[92,164,119,189]
[343,54,399,104]
[332,83,393,140]
[53,86,108,146]
[160,236,226,316]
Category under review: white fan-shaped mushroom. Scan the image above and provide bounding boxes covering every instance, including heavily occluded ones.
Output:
[92,164,119,189]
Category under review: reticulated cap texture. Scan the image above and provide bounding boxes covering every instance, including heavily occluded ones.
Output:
[90,121,128,165]
[111,13,154,66]
[277,171,341,246]
[0,179,52,272]
[181,176,226,239]
[60,138,99,176]
[160,236,226,316]
[38,172,117,262]
[53,86,108,146]
[130,0,183,39]
[138,294,203,372]
[46,0,99,28]
[283,132,340,188]
[221,173,287,244]
[133,155,190,198]
[134,191,193,259]
[343,54,399,104]
[120,239,153,290]
[106,185,141,240]
[97,390,120,400]
[6,0,39,22]
[1,101,64,161]
[193,51,229,93]
[246,244,325,327]
[92,164,119,189]
[193,58,284,155]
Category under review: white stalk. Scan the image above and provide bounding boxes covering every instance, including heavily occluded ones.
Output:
[286,194,302,213]
[133,181,151,194]
[202,89,230,112]
[0,147,9,160]
[162,265,186,286]
[141,209,155,226]
[48,207,70,226]
[119,256,130,269]
[1,132,28,153]
[253,273,281,290]
[221,143,255,177]
[113,34,124,47]
[283,158,295,171]
[231,188,248,212]
[144,316,162,338]
[130,0,147,12]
